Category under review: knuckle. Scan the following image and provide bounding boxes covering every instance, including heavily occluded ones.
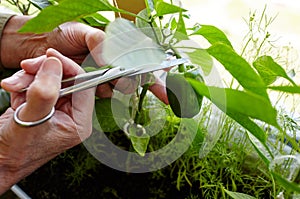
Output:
[28,83,58,102]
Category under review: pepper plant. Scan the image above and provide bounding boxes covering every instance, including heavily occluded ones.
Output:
[2,0,300,195]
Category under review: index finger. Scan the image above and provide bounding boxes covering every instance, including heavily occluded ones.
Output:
[21,48,84,77]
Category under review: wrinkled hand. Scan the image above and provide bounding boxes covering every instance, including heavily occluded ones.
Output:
[0,15,168,103]
[1,15,105,67]
[0,49,94,193]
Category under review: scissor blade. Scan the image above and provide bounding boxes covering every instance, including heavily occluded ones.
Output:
[61,67,111,84]
[128,58,189,76]
[59,67,137,97]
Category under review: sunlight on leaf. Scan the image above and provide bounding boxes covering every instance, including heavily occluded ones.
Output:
[207,43,268,98]
[19,0,113,33]
[268,86,300,94]
[102,18,165,69]
[81,12,110,27]
[154,0,186,16]
[187,79,278,128]
[191,24,233,48]
[253,55,297,86]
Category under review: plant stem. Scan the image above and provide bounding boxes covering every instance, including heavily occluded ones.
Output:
[114,7,150,23]
[134,84,150,123]
[149,20,161,44]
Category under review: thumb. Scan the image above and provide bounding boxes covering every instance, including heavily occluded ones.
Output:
[18,57,62,122]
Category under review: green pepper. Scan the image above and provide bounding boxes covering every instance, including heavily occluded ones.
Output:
[166,67,204,118]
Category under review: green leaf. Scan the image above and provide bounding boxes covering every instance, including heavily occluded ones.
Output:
[253,55,296,86]
[246,132,271,165]
[175,11,187,36]
[155,0,186,16]
[268,85,300,94]
[207,43,268,98]
[94,98,130,132]
[81,12,110,27]
[272,172,300,193]
[126,123,150,156]
[228,112,268,145]
[191,24,233,48]
[0,89,10,114]
[102,18,165,69]
[136,9,163,43]
[187,79,279,129]
[19,0,113,33]
[170,17,177,30]
[224,189,257,199]
[184,49,213,75]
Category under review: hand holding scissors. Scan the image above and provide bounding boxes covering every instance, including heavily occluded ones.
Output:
[2,48,187,127]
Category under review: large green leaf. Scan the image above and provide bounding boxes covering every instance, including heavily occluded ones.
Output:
[191,24,233,48]
[136,9,163,43]
[102,18,165,69]
[268,85,300,94]
[227,111,267,144]
[94,98,130,133]
[207,43,268,98]
[253,55,296,86]
[272,172,300,193]
[187,79,278,128]
[184,49,213,75]
[154,0,186,16]
[19,0,113,33]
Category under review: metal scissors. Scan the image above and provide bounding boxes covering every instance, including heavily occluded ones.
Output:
[20,58,188,97]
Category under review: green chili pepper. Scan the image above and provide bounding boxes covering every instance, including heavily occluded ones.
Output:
[166,67,204,118]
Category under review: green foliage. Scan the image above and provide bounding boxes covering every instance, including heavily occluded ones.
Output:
[187,79,279,143]
[19,0,113,33]
[153,0,186,17]
[207,43,268,98]
[8,0,300,197]
[125,122,150,156]
[0,89,10,114]
[94,98,129,132]
[224,189,257,199]
[29,0,53,10]
[253,55,296,86]
[191,24,233,48]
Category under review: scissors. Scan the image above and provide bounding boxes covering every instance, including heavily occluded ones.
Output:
[19,58,188,97]
[14,57,188,127]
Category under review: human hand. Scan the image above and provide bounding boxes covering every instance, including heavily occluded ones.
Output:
[0,48,95,194]
[0,15,105,68]
[0,15,168,103]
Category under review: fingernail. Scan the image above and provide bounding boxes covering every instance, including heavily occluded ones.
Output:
[1,75,20,85]
[21,56,45,65]
[42,58,62,77]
